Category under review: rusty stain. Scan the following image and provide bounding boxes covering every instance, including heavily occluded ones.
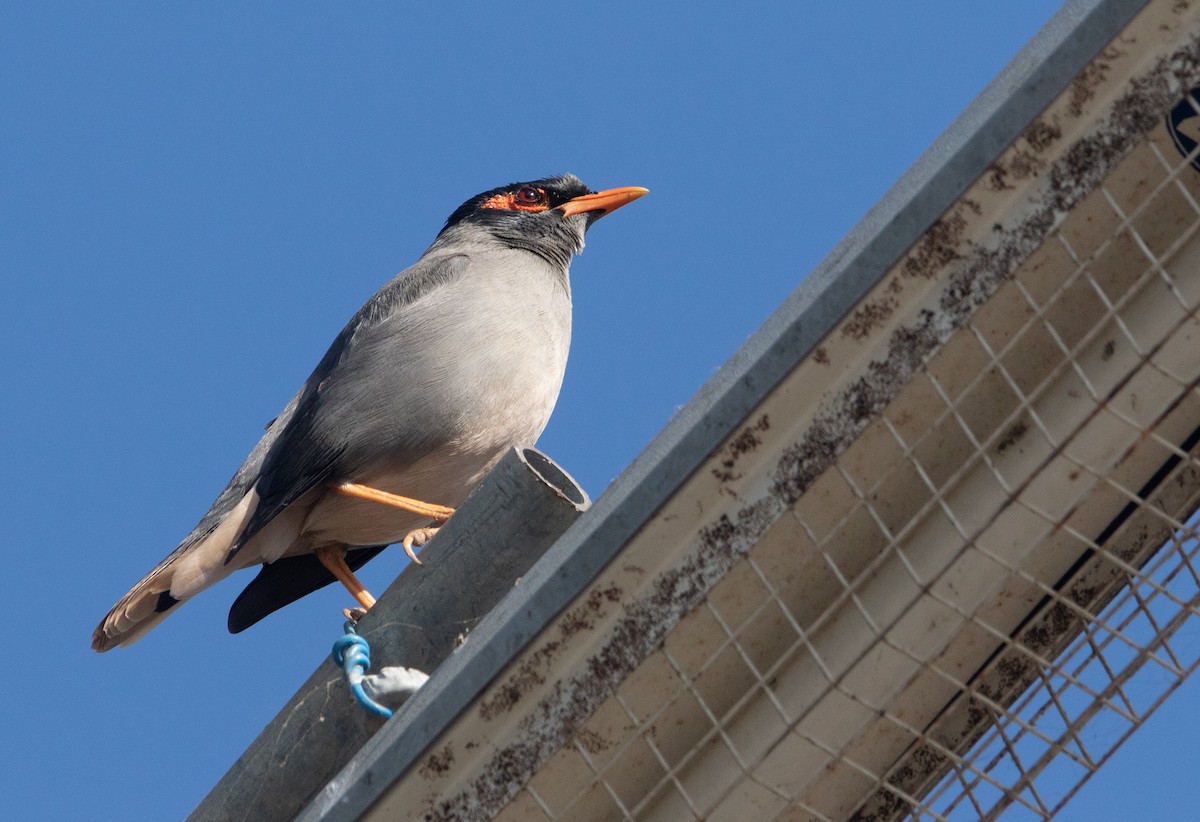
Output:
[425,29,1200,822]
[813,346,830,365]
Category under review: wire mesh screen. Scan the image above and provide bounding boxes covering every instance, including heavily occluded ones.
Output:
[913,516,1200,819]
[503,88,1200,822]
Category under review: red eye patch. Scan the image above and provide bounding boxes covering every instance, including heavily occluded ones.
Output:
[479,190,548,213]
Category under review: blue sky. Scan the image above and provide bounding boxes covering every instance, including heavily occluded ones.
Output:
[4,3,1197,819]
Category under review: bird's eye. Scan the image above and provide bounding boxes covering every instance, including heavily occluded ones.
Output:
[515,187,543,204]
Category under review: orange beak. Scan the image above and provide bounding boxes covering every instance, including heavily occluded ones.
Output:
[558,186,649,219]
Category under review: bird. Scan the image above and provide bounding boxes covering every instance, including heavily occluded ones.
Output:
[92,174,647,652]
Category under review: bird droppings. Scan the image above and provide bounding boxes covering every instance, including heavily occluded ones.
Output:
[985,146,1048,191]
[560,585,625,637]
[995,420,1029,454]
[475,642,561,722]
[901,211,969,281]
[1025,118,1064,153]
[416,24,1200,822]
[477,584,622,722]
[419,745,455,779]
[1067,54,1117,119]
[842,297,901,341]
[712,414,771,482]
[574,728,612,756]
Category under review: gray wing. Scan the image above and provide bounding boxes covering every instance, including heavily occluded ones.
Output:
[226,252,470,558]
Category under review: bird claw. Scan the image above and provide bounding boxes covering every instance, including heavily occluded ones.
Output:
[402,527,440,564]
[335,522,438,620]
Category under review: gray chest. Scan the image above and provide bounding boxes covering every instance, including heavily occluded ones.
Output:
[326,250,573,462]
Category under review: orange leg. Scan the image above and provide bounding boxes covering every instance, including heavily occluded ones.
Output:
[333,482,455,520]
[316,545,377,611]
[331,482,455,563]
